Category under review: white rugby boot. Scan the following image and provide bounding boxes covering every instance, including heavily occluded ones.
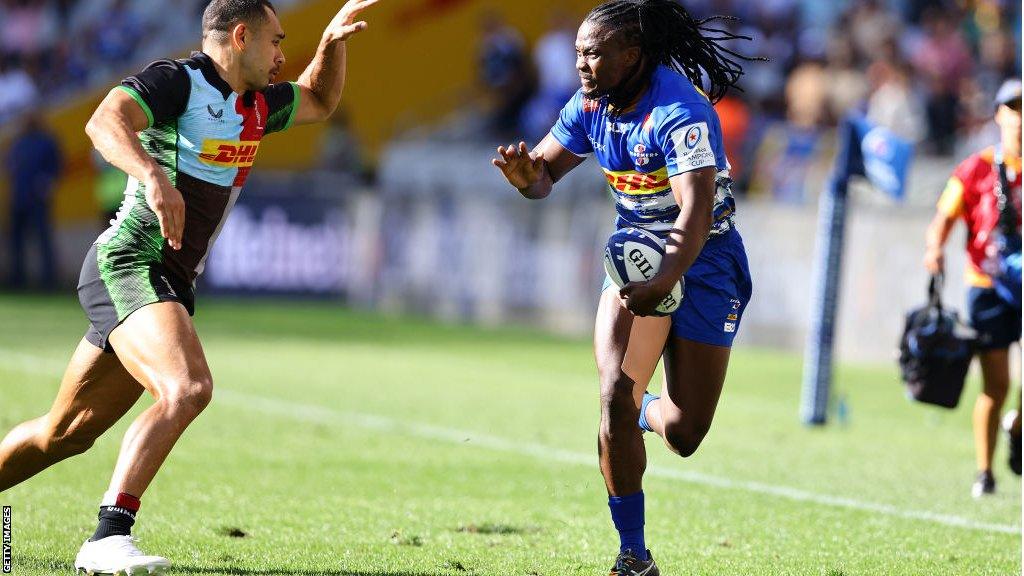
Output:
[74,535,170,575]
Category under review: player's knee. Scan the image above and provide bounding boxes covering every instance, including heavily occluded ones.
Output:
[599,375,637,421]
[598,375,630,405]
[663,421,709,458]
[162,376,214,418]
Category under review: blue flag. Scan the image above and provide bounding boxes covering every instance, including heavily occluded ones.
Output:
[846,114,914,200]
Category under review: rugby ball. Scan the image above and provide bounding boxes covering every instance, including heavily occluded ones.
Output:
[603,227,683,316]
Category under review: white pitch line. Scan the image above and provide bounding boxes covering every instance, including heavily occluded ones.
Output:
[213,389,1022,536]
[2,348,1020,536]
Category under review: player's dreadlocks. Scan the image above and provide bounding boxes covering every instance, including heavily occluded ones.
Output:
[585,0,761,110]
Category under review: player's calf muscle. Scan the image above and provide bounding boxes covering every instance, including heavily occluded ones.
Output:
[661,418,709,458]
[37,414,98,457]
[0,418,90,492]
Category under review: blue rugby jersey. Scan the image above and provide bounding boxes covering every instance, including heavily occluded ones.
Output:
[550,65,736,237]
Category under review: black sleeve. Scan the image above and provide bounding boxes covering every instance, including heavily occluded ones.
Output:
[262,81,299,134]
[119,59,190,127]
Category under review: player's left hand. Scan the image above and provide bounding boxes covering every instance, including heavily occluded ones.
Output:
[619,278,672,317]
[324,0,379,42]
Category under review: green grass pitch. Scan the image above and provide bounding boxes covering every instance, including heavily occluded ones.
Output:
[0,294,1019,575]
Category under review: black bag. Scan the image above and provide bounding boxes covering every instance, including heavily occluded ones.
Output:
[898,275,976,408]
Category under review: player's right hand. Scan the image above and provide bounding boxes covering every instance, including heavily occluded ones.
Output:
[492,141,545,191]
[923,247,944,275]
[144,173,185,251]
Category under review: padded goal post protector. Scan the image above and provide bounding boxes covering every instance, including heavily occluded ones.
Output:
[801,115,914,425]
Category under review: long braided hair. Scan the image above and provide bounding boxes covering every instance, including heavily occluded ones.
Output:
[584,0,761,110]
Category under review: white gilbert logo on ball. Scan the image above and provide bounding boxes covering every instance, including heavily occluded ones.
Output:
[603,227,684,315]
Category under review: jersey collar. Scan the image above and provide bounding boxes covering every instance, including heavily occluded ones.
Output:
[190,51,235,101]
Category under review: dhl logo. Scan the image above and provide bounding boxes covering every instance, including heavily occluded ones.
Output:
[603,167,670,195]
[198,139,261,168]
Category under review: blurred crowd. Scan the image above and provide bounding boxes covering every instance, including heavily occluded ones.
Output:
[0,0,211,124]
[475,0,1021,199]
[0,0,312,125]
[1,0,1020,236]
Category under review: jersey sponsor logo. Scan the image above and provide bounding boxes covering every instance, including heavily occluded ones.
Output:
[671,122,715,170]
[254,104,264,130]
[630,143,660,167]
[583,97,600,113]
[588,136,608,152]
[603,166,670,195]
[607,120,634,134]
[198,139,261,168]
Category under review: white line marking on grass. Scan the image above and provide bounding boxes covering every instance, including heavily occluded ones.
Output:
[3,348,1020,536]
[214,389,1021,536]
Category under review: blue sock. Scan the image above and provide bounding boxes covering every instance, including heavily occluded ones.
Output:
[608,491,647,561]
[638,392,659,433]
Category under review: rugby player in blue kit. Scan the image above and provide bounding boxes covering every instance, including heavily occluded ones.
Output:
[0,0,376,572]
[492,1,756,573]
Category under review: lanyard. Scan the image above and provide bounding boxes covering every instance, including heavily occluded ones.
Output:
[994,145,1019,236]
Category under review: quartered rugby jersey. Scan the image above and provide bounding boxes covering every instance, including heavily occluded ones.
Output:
[97,51,299,283]
[551,65,735,237]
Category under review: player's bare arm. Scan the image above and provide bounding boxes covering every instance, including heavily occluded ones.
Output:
[492,134,585,199]
[85,90,185,251]
[292,0,379,125]
[924,210,956,274]
[619,166,716,316]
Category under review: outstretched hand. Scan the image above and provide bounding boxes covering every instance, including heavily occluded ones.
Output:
[492,141,545,190]
[324,0,379,42]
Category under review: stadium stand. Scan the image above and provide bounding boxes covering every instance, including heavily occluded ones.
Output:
[0,0,1020,362]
